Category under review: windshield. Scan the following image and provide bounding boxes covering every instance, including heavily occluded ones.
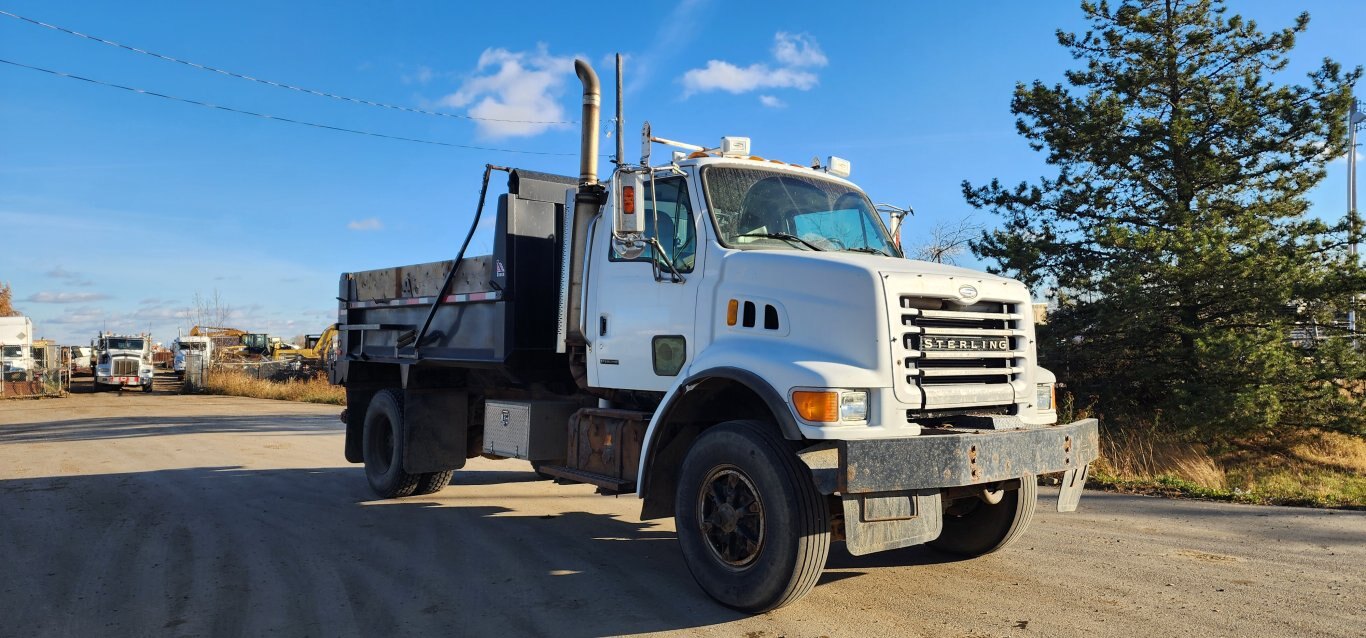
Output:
[702,167,900,256]
[2,345,22,358]
[103,338,145,350]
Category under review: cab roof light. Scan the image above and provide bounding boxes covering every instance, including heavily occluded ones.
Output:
[826,156,851,178]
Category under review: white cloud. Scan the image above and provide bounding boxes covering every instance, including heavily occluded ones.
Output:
[772,32,827,68]
[25,291,111,303]
[759,95,787,108]
[681,32,827,97]
[347,218,383,231]
[438,45,575,138]
[43,306,107,325]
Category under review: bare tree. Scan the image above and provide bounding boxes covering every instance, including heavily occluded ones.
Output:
[909,217,983,265]
[186,290,234,332]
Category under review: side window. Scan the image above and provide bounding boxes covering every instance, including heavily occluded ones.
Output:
[610,176,696,273]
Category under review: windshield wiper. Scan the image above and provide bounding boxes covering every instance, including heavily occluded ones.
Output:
[737,232,824,251]
[842,246,890,256]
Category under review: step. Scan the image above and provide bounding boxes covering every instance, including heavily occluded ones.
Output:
[536,465,635,495]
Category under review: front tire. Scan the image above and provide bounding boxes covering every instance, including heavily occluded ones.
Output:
[362,389,420,498]
[928,476,1037,557]
[674,420,830,613]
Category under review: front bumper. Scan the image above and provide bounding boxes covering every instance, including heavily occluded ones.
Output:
[799,418,1099,509]
[97,375,151,386]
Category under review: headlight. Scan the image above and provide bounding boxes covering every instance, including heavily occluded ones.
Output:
[793,389,869,423]
[1036,383,1055,411]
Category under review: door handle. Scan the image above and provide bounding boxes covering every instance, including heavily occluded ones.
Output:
[599,315,608,337]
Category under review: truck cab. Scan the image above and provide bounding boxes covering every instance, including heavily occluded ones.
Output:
[0,316,35,381]
[92,332,154,392]
[172,336,213,376]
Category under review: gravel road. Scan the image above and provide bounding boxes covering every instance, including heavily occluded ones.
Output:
[2,391,1362,637]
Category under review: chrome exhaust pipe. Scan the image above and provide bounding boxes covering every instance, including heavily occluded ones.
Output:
[565,59,607,345]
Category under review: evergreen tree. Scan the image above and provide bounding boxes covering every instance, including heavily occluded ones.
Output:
[964,0,1365,435]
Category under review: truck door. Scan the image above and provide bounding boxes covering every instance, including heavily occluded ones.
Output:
[587,174,702,392]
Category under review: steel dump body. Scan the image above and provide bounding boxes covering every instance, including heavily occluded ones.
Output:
[332,170,576,385]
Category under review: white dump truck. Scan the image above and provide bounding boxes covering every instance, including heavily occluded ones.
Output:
[329,58,1098,612]
[1,316,35,381]
[92,332,154,392]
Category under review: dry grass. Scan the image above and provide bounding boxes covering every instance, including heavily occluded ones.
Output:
[1092,425,1366,509]
[201,368,344,405]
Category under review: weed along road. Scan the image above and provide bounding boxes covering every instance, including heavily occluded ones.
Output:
[0,394,1360,638]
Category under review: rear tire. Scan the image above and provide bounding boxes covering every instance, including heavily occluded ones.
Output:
[674,420,830,613]
[413,470,454,495]
[928,477,1037,557]
[362,389,420,498]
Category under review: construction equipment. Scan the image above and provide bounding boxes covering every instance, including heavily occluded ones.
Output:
[273,324,337,371]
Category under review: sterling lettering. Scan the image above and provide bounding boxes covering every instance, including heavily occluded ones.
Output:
[921,336,1010,351]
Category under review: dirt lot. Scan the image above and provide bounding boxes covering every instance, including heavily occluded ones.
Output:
[1,391,1363,637]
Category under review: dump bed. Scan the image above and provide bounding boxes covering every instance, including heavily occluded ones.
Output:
[332,170,576,383]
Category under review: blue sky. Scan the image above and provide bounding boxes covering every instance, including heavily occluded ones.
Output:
[1,0,1361,345]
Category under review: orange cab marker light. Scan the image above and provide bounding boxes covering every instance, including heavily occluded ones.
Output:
[726,299,739,326]
[793,391,839,422]
[622,186,635,214]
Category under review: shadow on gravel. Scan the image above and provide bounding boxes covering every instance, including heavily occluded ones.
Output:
[0,414,338,443]
[0,465,752,637]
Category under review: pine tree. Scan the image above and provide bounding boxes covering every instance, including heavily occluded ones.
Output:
[964,0,1365,435]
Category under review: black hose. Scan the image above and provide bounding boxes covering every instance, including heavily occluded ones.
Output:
[407,163,509,353]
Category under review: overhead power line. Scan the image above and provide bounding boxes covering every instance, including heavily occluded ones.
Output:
[0,8,578,125]
[0,58,579,156]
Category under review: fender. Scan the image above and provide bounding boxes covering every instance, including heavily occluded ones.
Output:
[636,366,800,497]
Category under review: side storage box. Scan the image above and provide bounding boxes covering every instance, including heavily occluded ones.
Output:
[482,400,578,461]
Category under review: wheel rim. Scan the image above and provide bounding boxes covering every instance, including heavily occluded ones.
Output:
[697,465,765,568]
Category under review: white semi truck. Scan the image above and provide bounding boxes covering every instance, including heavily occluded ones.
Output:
[329,59,1098,612]
[92,332,154,392]
[0,316,35,381]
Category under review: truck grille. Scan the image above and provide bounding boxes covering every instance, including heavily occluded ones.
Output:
[113,358,139,376]
[897,297,1027,407]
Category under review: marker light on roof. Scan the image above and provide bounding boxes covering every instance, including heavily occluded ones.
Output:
[826,156,851,178]
[721,137,751,158]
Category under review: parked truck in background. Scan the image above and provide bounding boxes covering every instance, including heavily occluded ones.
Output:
[92,332,154,392]
[172,335,213,377]
[67,345,93,375]
[329,58,1099,612]
[0,316,35,381]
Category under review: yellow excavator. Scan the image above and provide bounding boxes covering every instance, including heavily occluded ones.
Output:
[272,324,338,371]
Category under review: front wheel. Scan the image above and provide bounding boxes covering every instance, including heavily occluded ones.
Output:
[362,389,420,498]
[928,476,1037,557]
[674,420,830,613]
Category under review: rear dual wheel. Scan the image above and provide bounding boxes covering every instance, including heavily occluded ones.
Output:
[362,389,452,498]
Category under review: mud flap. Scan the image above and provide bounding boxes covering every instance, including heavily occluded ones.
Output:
[1057,464,1089,512]
[841,491,942,556]
[402,388,469,474]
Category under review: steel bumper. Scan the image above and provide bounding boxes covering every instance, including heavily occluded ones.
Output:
[799,418,1100,512]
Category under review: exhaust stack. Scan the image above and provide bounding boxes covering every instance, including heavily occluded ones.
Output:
[564,59,607,345]
[575,60,601,186]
